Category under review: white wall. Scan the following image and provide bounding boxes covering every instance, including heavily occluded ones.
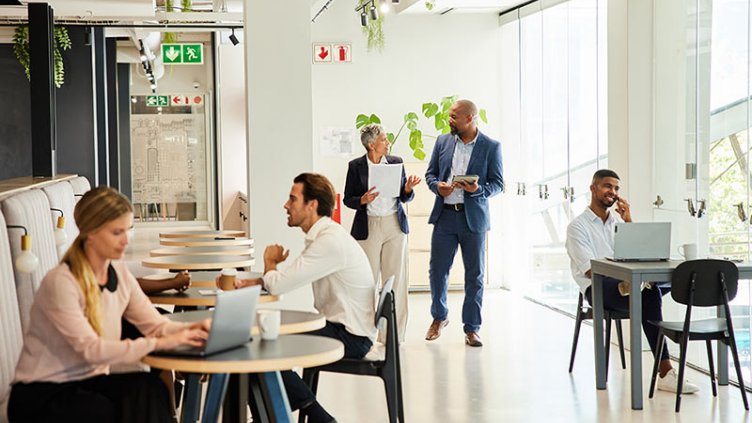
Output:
[310,3,504,284]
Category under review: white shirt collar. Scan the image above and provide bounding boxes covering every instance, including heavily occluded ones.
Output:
[305,216,332,242]
[455,129,480,146]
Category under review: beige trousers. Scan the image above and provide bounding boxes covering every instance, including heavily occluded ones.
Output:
[357,214,408,343]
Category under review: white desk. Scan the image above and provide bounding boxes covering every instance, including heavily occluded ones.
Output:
[590,259,752,410]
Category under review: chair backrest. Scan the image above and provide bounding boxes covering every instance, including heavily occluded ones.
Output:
[0,210,24,423]
[67,176,91,203]
[2,190,59,332]
[672,259,739,306]
[41,181,79,259]
[375,276,395,328]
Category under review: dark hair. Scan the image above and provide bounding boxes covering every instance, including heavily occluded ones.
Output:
[293,173,335,217]
[591,169,620,185]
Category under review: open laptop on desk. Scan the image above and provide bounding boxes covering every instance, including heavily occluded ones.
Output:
[606,222,671,262]
[154,285,260,357]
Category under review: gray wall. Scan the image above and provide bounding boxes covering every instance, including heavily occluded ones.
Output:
[0,45,32,179]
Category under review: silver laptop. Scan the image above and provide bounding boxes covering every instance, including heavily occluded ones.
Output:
[606,222,671,262]
[156,286,261,357]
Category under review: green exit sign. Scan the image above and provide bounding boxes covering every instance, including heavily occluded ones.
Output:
[146,95,169,107]
[162,43,204,65]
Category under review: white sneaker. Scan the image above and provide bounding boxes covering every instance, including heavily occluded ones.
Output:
[657,369,700,394]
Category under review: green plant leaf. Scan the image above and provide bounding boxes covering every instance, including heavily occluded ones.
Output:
[407,120,417,131]
[369,114,381,124]
[440,95,456,112]
[387,133,395,144]
[356,114,370,128]
[422,103,439,118]
[414,149,426,160]
[479,108,487,124]
[434,115,444,131]
[406,111,418,121]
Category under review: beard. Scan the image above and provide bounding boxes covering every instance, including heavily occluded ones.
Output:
[598,196,616,209]
[450,124,458,135]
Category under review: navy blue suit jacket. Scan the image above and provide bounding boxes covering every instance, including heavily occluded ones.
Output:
[344,155,414,240]
[425,131,504,233]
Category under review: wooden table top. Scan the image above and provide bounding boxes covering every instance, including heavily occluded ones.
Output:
[159,237,254,247]
[159,230,246,239]
[141,254,255,270]
[142,335,344,374]
[148,287,278,306]
[149,245,255,257]
[142,271,263,288]
[167,309,325,336]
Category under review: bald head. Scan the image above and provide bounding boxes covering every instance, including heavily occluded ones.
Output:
[454,99,478,119]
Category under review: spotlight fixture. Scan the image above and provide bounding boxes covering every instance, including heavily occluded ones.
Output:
[50,208,67,247]
[7,225,39,273]
[229,28,240,46]
[355,0,379,25]
[392,0,399,3]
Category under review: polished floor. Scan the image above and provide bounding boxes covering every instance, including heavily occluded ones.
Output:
[312,290,750,423]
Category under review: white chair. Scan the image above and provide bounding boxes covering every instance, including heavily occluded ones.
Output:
[0,210,24,423]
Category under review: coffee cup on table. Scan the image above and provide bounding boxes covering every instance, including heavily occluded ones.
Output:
[677,243,699,261]
[257,309,281,341]
[219,268,238,291]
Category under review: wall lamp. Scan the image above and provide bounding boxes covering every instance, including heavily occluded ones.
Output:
[7,225,39,273]
[50,208,67,247]
[229,28,240,46]
[356,0,379,27]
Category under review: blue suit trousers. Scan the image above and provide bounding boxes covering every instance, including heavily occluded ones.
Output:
[429,209,485,333]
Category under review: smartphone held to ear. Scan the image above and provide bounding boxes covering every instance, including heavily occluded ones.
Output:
[451,175,479,185]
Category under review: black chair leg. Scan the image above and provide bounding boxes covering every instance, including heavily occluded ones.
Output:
[605,317,612,382]
[382,373,399,423]
[675,336,690,412]
[728,336,750,410]
[705,340,717,397]
[614,320,626,369]
[568,312,583,373]
[649,330,665,398]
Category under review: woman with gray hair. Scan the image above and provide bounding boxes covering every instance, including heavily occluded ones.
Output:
[344,123,421,342]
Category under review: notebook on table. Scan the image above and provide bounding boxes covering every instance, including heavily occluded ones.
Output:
[154,285,260,357]
[606,222,671,262]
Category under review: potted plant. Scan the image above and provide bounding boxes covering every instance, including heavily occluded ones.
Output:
[13,25,72,88]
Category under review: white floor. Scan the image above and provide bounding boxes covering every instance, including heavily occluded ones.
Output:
[313,290,750,423]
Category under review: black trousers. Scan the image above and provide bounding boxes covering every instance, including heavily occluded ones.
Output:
[585,277,670,360]
[8,372,173,423]
[278,321,372,410]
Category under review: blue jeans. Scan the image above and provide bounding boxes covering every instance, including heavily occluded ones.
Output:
[429,209,486,334]
[585,277,670,360]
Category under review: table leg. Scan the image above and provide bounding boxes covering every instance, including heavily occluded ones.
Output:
[629,276,644,410]
[181,374,202,423]
[259,371,293,423]
[222,374,249,423]
[592,273,607,390]
[202,374,229,423]
[717,304,729,385]
[248,374,270,423]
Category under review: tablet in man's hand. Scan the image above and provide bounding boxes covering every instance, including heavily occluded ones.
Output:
[451,175,479,185]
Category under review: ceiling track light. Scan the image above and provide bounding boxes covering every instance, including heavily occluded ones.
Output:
[369,3,378,20]
[360,11,368,26]
[229,28,240,46]
[356,0,379,25]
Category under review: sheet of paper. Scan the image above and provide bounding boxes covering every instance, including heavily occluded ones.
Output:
[368,163,402,198]
[199,289,219,296]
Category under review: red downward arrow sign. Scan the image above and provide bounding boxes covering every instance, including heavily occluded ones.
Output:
[318,47,329,60]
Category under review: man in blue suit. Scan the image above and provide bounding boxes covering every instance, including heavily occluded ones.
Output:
[424,99,504,347]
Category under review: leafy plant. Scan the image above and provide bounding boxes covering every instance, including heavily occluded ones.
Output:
[356,95,489,160]
[13,25,72,88]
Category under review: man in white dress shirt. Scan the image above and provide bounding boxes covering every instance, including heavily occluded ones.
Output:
[566,169,698,394]
[233,172,376,423]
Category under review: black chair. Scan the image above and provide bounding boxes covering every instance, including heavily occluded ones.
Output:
[299,276,404,423]
[569,292,629,378]
[648,259,749,412]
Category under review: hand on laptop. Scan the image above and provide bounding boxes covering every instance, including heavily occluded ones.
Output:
[154,325,209,351]
[615,196,632,222]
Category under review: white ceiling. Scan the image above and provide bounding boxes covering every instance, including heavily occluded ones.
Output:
[398,0,526,14]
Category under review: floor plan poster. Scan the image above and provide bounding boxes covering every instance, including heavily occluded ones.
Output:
[131,114,207,220]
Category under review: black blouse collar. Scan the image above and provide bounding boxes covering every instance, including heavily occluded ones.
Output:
[99,264,119,292]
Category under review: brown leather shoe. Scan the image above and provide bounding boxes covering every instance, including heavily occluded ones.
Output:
[425,319,448,341]
[465,332,483,347]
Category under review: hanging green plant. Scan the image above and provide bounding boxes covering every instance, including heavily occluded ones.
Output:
[13,25,72,88]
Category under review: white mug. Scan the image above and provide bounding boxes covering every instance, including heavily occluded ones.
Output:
[677,243,699,261]
[257,309,281,341]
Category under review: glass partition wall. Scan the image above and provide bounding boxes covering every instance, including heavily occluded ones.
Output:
[499,0,607,314]
[654,0,752,385]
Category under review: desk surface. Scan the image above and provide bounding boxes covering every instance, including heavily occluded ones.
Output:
[142,335,344,374]
[591,258,752,276]
[160,230,246,239]
[142,271,263,288]
[142,254,255,270]
[149,245,255,257]
[148,287,278,306]
[167,309,325,336]
[159,237,254,247]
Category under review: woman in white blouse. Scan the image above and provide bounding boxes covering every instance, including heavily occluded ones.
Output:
[8,187,209,423]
